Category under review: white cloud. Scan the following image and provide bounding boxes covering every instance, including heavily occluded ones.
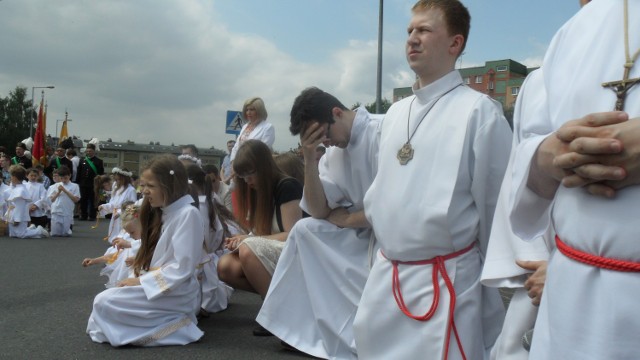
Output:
[0,0,412,153]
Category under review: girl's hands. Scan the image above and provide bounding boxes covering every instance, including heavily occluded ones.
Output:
[224,234,249,251]
[112,238,131,249]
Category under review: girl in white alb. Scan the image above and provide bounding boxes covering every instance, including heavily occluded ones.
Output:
[98,168,137,242]
[86,154,205,346]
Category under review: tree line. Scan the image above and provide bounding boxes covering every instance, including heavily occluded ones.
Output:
[0,86,34,152]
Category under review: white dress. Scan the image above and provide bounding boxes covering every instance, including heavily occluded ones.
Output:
[100,184,138,242]
[355,70,511,360]
[86,195,205,346]
[508,2,640,359]
[257,108,381,360]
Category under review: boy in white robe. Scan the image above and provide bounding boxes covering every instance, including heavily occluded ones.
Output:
[507,1,640,358]
[25,168,48,228]
[5,165,49,238]
[353,1,511,359]
[49,166,80,237]
[257,87,381,359]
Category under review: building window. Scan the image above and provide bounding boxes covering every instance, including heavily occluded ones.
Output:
[511,87,520,96]
[475,76,483,84]
[464,77,470,84]
[488,81,494,90]
[496,65,508,72]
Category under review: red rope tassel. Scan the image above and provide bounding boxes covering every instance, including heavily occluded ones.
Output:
[384,242,475,360]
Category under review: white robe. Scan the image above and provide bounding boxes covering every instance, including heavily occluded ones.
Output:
[508,2,640,359]
[100,184,137,242]
[197,194,233,313]
[480,70,554,360]
[5,184,43,238]
[25,181,47,218]
[355,70,511,360]
[0,183,9,221]
[257,108,381,359]
[87,195,205,346]
[49,181,80,236]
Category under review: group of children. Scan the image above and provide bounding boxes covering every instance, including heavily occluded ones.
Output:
[82,155,249,346]
[1,164,79,238]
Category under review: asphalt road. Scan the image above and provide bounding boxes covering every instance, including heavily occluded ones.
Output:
[0,220,307,360]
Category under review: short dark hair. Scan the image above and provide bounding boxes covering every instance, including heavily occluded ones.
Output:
[412,0,470,56]
[9,165,27,181]
[57,165,71,177]
[86,143,96,151]
[289,87,347,136]
[181,144,199,157]
[16,142,27,150]
[202,164,220,177]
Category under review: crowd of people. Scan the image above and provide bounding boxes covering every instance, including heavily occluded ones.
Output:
[2,0,638,358]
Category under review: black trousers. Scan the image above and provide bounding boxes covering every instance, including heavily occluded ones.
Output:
[79,186,97,220]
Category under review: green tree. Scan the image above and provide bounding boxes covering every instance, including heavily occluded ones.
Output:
[351,98,393,114]
[0,86,33,153]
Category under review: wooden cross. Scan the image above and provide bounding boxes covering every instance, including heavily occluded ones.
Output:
[602,67,640,111]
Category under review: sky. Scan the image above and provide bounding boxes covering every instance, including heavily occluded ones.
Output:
[0,0,584,153]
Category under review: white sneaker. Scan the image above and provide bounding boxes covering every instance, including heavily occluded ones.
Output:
[37,226,50,238]
[67,229,73,235]
[28,224,37,230]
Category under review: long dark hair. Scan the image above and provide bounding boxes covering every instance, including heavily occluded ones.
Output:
[133,155,188,277]
[233,140,287,236]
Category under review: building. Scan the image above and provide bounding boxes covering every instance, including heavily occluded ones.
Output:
[96,140,226,176]
[393,59,538,110]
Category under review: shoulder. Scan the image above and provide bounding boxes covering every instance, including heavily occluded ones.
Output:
[274,177,303,203]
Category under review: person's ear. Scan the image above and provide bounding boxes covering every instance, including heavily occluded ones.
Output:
[449,34,464,57]
[331,107,343,120]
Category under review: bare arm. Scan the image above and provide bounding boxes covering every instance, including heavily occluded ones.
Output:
[265,199,303,241]
[326,208,370,229]
[300,123,331,218]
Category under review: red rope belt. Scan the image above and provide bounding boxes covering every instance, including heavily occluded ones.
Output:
[555,235,640,272]
[382,242,475,360]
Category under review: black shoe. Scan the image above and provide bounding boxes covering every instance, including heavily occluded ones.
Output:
[281,340,317,357]
[281,340,299,352]
[89,218,96,222]
[79,217,88,221]
[252,324,273,337]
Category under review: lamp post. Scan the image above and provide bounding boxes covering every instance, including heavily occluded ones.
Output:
[30,85,55,138]
[375,0,383,113]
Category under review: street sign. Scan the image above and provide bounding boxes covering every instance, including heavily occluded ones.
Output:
[226,111,244,135]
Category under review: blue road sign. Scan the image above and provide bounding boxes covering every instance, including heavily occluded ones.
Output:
[226,111,244,135]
